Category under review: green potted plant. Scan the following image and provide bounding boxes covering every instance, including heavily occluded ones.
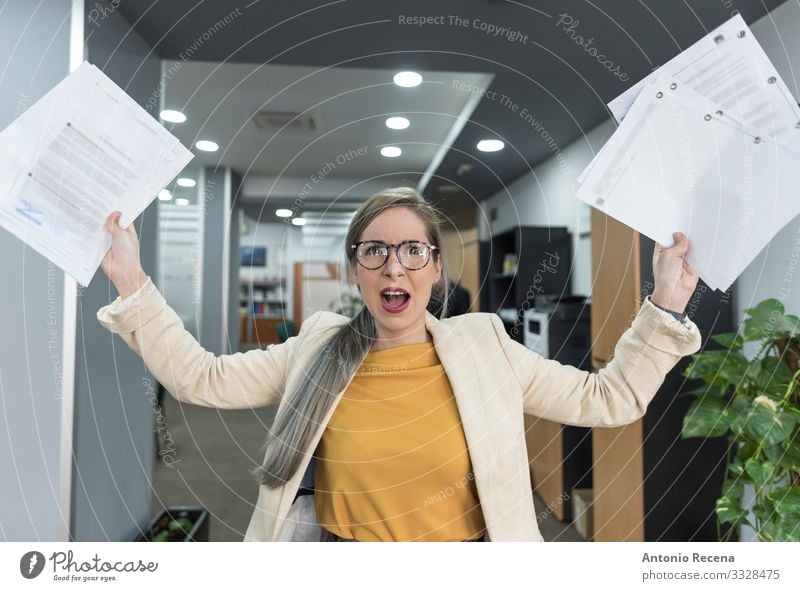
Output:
[135,507,209,542]
[330,292,364,318]
[680,298,800,541]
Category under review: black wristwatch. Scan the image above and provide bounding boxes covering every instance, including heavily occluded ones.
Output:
[649,296,687,322]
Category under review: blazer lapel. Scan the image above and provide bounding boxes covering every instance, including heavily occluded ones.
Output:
[424,312,495,532]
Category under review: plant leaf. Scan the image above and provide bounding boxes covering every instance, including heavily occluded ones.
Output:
[764,445,800,472]
[711,332,744,350]
[775,452,800,473]
[728,459,745,476]
[744,457,776,491]
[766,487,800,522]
[742,403,797,446]
[680,384,726,399]
[716,496,750,526]
[754,494,777,524]
[683,350,732,380]
[722,478,744,502]
[763,444,787,466]
[772,520,800,541]
[717,352,752,386]
[743,299,785,340]
[756,356,794,395]
[745,358,762,381]
[774,314,800,338]
[744,299,784,318]
[728,395,753,437]
[736,440,759,463]
[682,397,730,438]
[782,432,800,459]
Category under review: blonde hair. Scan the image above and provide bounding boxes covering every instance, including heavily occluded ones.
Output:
[254,186,449,488]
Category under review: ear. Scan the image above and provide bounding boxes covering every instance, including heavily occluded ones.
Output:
[432,256,442,283]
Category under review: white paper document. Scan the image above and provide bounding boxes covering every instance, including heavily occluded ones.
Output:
[576,81,800,292]
[577,14,800,292]
[608,14,800,154]
[581,15,800,186]
[0,62,193,286]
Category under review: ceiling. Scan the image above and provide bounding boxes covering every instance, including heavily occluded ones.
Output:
[159,61,492,208]
[116,0,790,224]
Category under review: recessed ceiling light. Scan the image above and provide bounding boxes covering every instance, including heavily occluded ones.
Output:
[276,209,293,218]
[157,189,172,201]
[291,217,307,226]
[437,184,460,193]
[477,139,504,152]
[177,178,196,188]
[386,116,410,130]
[195,140,219,152]
[393,71,422,87]
[175,198,190,206]
[456,163,473,176]
[381,146,402,158]
[160,110,186,123]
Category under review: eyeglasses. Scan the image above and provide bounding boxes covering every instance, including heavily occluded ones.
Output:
[351,240,439,270]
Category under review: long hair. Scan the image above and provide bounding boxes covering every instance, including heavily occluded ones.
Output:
[253,186,450,488]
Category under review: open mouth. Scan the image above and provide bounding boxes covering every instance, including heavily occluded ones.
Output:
[380,287,411,312]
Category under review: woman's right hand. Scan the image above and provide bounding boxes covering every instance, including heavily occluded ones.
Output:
[100,211,148,299]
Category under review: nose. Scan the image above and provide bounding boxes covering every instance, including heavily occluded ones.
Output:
[383,247,405,278]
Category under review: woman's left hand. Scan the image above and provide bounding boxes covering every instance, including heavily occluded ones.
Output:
[651,232,699,314]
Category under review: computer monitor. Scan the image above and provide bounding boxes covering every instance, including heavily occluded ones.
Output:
[241,246,266,267]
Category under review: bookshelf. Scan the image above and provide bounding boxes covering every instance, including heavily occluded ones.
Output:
[240,278,287,345]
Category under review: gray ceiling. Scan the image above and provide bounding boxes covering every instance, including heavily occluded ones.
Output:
[116,0,789,218]
[156,61,493,204]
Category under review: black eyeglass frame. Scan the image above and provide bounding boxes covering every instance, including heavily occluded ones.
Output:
[350,240,440,270]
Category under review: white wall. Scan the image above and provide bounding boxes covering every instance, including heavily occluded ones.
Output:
[72,3,163,542]
[157,202,203,337]
[738,2,800,324]
[479,119,615,297]
[199,167,237,354]
[735,0,800,544]
[0,0,73,543]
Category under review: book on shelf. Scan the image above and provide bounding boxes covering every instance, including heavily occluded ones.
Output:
[248,301,285,316]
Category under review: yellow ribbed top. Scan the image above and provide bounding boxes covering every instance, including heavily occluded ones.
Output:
[314,341,486,541]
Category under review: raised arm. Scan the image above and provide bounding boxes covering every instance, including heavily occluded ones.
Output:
[97,276,321,409]
[96,211,312,409]
[493,296,701,427]
[497,231,703,427]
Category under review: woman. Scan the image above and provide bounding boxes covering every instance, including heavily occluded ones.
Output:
[98,187,701,542]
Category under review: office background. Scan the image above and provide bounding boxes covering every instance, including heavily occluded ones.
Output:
[1,0,799,542]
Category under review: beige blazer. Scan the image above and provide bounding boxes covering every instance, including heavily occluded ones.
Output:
[97,277,701,541]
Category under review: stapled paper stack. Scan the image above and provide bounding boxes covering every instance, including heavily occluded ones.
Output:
[0,62,193,286]
[576,14,800,292]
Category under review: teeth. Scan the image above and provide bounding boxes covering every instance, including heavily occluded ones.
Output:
[383,291,407,296]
